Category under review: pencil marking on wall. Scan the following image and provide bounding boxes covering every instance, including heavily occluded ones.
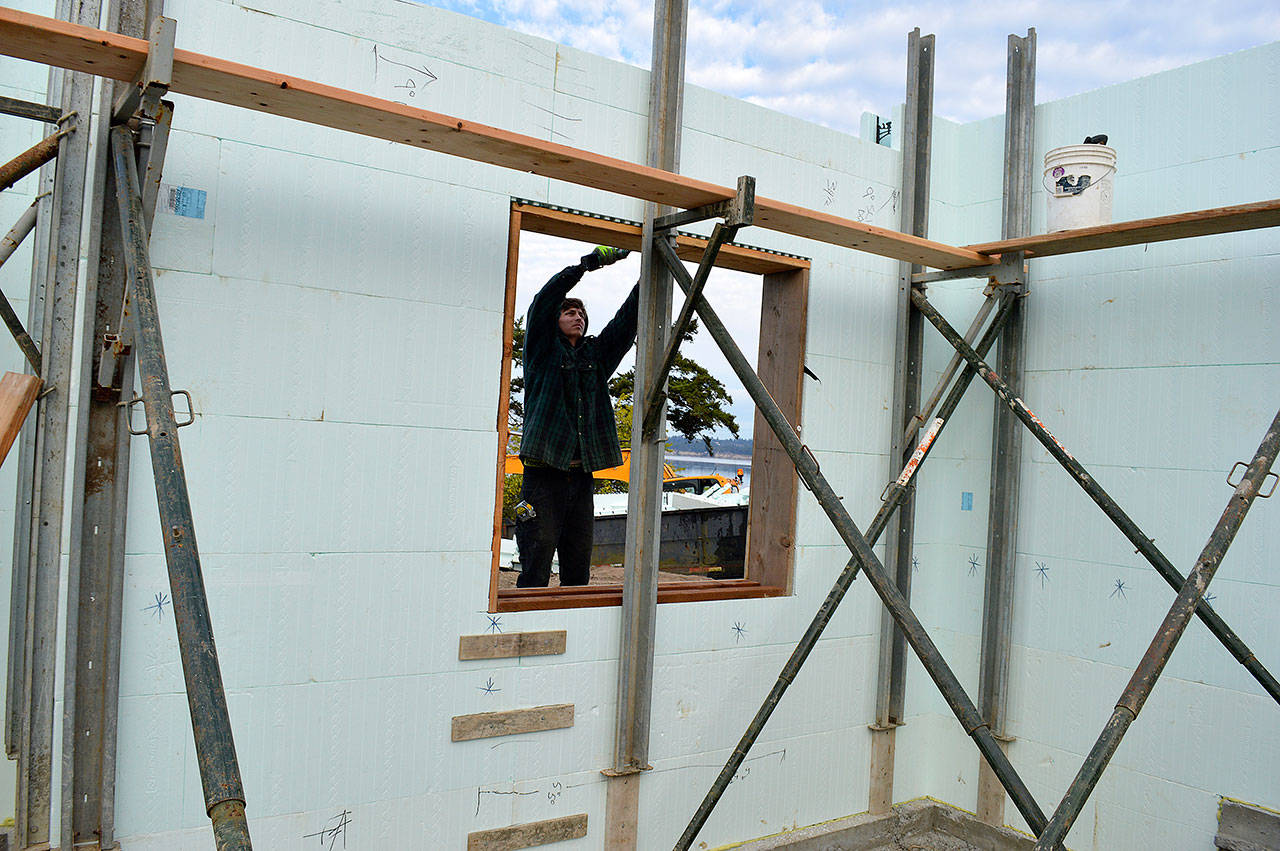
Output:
[546,780,563,805]
[1204,591,1217,604]
[912,555,920,573]
[479,676,501,695]
[143,591,170,622]
[476,786,539,816]
[1035,561,1050,588]
[486,615,503,634]
[855,186,900,223]
[302,810,352,849]
[524,100,583,122]
[731,621,747,643]
[372,45,437,103]
[823,179,837,206]
[1110,579,1128,600]
[968,553,981,577]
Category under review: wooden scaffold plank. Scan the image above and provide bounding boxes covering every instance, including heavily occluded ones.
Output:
[968,198,1280,258]
[0,7,988,270]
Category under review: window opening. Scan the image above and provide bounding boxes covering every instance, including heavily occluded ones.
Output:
[490,202,808,612]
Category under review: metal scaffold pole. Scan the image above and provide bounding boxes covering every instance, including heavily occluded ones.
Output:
[12,2,96,843]
[870,26,932,813]
[109,125,252,851]
[668,234,1048,849]
[976,27,1034,826]
[911,287,1280,705]
[1033,408,1280,849]
[606,0,687,846]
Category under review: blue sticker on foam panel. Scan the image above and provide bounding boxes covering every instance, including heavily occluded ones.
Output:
[168,186,207,219]
[961,491,973,511]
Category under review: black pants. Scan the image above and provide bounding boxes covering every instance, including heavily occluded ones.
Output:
[515,466,594,587]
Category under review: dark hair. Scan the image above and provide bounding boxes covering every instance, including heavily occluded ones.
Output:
[559,298,588,334]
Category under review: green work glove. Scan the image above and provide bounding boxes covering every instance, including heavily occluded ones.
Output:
[581,245,630,271]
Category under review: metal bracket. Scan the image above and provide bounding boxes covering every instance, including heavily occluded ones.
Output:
[867,721,905,732]
[138,100,175,226]
[112,16,176,123]
[798,444,820,491]
[95,333,129,390]
[1228,461,1278,497]
[911,251,1025,288]
[653,174,755,231]
[121,389,195,435]
[990,251,1028,289]
[600,763,652,777]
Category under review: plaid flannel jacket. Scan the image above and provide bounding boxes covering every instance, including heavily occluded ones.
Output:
[519,264,640,472]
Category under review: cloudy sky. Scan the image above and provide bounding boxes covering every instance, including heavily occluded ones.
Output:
[418,0,1280,128]
[453,1,1279,440]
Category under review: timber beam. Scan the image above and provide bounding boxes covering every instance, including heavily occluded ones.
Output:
[0,6,986,270]
[968,198,1280,258]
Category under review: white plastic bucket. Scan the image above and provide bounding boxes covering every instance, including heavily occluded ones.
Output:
[1043,144,1116,232]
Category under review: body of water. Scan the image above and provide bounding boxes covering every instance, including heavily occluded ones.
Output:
[665,454,752,486]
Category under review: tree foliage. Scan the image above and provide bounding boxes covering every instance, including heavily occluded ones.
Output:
[608,319,739,454]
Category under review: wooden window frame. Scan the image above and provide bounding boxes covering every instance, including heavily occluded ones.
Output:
[489,200,809,612]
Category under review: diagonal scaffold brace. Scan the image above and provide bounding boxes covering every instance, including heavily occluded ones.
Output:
[910,287,1280,706]
[661,232,1049,849]
[110,126,252,851]
[1032,406,1280,849]
[641,175,755,441]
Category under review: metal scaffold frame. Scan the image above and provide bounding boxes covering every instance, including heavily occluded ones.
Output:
[0,4,1276,851]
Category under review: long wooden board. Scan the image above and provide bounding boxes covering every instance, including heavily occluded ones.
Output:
[967,199,1280,258]
[0,7,989,270]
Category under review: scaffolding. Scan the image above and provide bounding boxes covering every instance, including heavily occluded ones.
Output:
[0,2,1276,850]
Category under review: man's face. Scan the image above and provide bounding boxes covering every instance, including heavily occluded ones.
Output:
[558,306,586,344]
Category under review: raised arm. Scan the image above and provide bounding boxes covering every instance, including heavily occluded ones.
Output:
[524,263,585,364]
[595,281,641,377]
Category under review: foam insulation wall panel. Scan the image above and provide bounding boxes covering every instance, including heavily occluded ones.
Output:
[0,0,1275,847]
[915,42,1280,848]
[0,0,900,845]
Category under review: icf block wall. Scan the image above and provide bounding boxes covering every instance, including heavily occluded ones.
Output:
[895,43,1280,850]
[1,3,1276,850]
[0,0,914,847]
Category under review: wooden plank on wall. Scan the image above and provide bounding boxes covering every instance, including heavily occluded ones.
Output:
[0,8,991,271]
[467,813,588,851]
[967,198,1280,258]
[451,704,574,742]
[0,372,41,467]
[459,630,567,660]
[747,269,807,592]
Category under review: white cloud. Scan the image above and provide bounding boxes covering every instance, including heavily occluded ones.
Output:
[418,0,1280,130]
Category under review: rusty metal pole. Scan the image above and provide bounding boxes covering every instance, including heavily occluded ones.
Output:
[666,240,1047,850]
[1032,408,1280,850]
[0,126,70,192]
[110,126,251,851]
[0,200,43,371]
[911,287,1280,705]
